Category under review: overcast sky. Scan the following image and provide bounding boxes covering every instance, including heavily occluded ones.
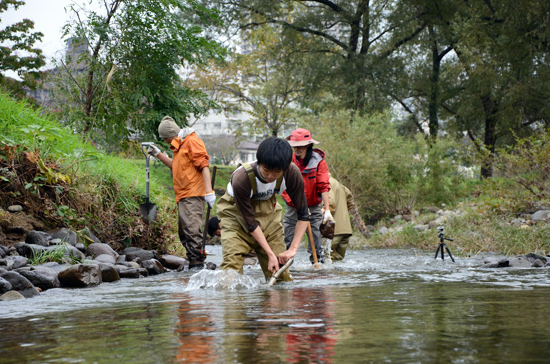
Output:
[3,0,75,67]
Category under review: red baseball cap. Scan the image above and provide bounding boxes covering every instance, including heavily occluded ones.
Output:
[285,128,320,147]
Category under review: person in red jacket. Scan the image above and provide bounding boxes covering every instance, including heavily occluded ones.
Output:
[282,128,332,264]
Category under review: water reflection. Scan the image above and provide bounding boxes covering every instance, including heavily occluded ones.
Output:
[173,294,220,363]
[284,288,337,363]
[2,247,550,363]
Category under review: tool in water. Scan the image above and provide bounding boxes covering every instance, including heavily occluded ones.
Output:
[268,257,294,286]
[139,142,157,223]
[307,222,322,269]
[201,166,217,256]
[435,226,455,262]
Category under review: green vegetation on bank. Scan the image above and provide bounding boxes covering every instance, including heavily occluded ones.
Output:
[1,93,549,257]
[0,93,177,252]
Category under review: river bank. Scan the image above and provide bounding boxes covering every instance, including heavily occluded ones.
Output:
[2,200,550,302]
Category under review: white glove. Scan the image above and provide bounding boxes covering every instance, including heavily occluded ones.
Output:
[323,210,334,224]
[148,145,161,157]
[205,192,216,209]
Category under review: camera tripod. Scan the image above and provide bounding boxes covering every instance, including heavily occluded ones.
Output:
[435,227,455,262]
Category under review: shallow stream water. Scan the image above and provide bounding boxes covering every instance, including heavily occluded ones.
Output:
[1,245,550,363]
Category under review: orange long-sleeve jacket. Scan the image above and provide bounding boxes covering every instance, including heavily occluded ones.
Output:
[169,132,210,202]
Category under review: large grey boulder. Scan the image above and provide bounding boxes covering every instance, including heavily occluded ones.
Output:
[97,263,120,283]
[0,276,12,294]
[116,266,141,279]
[87,243,118,260]
[25,230,51,247]
[35,262,69,273]
[5,256,28,269]
[58,264,102,287]
[141,259,166,275]
[0,290,25,301]
[15,242,49,258]
[531,210,550,222]
[508,256,535,268]
[18,268,60,291]
[94,254,117,265]
[159,255,188,270]
[123,247,157,262]
[0,271,40,298]
[48,228,79,246]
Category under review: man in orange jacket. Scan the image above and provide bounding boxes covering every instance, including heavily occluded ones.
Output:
[148,116,216,270]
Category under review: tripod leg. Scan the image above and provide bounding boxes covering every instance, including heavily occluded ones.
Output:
[434,244,441,259]
[441,244,445,260]
[444,245,456,262]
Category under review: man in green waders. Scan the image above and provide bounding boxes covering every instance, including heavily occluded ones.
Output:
[217,137,310,282]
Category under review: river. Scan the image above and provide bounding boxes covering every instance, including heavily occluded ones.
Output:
[1,245,550,363]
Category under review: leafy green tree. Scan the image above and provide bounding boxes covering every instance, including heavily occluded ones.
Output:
[205,0,428,115]
[189,26,303,137]
[381,0,462,143]
[51,0,224,145]
[442,0,550,178]
[0,0,45,99]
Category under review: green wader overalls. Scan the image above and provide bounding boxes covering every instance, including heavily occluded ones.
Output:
[217,163,292,282]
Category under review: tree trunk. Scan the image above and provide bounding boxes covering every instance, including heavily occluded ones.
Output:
[428,26,440,145]
[480,95,498,179]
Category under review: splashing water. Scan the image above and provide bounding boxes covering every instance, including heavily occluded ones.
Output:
[185,268,263,290]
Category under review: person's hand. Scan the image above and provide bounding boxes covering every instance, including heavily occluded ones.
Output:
[323,210,334,224]
[205,192,216,209]
[268,253,280,273]
[148,145,161,157]
[277,248,296,265]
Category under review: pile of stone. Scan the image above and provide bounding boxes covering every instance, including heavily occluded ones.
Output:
[0,227,191,301]
[376,206,550,235]
[481,253,550,268]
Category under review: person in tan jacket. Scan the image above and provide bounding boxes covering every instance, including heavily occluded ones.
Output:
[326,176,355,261]
[148,116,216,270]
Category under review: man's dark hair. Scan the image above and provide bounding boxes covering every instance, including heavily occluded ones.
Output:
[208,217,221,237]
[256,137,293,170]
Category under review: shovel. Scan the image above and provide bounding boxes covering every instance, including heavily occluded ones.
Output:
[140,142,157,223]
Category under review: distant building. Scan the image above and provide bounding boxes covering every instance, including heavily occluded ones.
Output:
[190,108,262,165]
[26,37,88,110]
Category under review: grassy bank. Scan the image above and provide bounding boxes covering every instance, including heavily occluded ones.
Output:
[364,188,550,257]
[0,93,177,252]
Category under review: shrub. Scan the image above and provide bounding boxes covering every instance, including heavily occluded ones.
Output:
[491,130,550,209]
[299,109,474,221]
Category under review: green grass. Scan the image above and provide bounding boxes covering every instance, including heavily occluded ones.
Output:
[365,196,550,257]
[28,244,81,265]
[0,92,175,251]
